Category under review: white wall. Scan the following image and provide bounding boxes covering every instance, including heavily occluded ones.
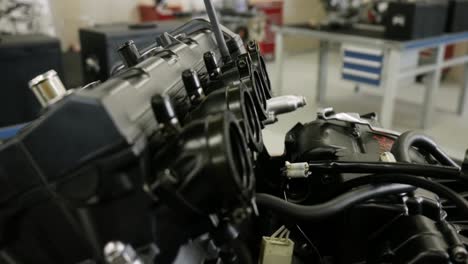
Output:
[283,0,324,24]
[49,0,142,49]
[283,0,325,52]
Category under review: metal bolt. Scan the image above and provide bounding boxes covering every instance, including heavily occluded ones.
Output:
[247,41,257,51]
[321,174,333,184]
[238,60,247,68]
[452,246,468,263]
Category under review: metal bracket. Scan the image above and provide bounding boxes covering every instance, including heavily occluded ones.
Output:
[317,107,400,137]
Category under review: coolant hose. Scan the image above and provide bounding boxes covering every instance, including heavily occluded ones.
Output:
[255,184,414,221]
[343,174,468,217]
[391,131,460,168]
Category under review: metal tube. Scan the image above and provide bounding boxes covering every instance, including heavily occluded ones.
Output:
[307,161,462,180]
[203,0,231,63]
[266,95,307,115]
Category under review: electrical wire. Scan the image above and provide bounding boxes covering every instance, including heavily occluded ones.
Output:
[283,191,324,264]
[271,225,286,238]
[278,228,289,239]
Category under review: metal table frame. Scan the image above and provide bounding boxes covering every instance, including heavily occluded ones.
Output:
[273,25,468,128]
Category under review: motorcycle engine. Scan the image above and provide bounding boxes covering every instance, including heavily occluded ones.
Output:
[1,5,468,264]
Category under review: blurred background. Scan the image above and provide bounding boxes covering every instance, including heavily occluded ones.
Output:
[1,0,468,159]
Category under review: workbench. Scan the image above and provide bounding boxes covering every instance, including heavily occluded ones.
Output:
[273,24,468,128]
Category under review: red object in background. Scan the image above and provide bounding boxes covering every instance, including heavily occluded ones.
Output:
[420,45,454,60]
[445,45,455,61]
[443,45,455,75]
[139,5,182,21]
[139,2,284,60]
[253,1,283,60]
[420,45,455,76]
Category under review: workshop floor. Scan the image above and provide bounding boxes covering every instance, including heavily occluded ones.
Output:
[263,51,468,160]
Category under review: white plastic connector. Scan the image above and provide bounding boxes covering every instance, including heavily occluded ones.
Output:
[284,161,310,178]
[259,236,294,264]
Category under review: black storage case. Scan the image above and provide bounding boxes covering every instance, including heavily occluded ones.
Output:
[446,0,468,33]
[0,34,63,127]
[79,21,184,84]
[385,1,448,40]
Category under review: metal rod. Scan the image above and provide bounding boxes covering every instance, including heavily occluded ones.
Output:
[203,0,231,63]
[399,56,468,80]
[307,161,462,180]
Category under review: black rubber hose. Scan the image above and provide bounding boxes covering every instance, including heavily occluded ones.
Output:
[343,174,468,217]
[308,161,464,181]
[256,184,414,221]
[391,131,460,168]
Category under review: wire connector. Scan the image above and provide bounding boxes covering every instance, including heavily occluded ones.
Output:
[259,226,294,264]
[284,161,310,178]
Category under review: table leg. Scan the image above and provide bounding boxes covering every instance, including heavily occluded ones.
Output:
[316,40,329,103]
[274,30,285,95]
[421,45,445,129]
[380,48,401,129]
[457,63,468,117]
